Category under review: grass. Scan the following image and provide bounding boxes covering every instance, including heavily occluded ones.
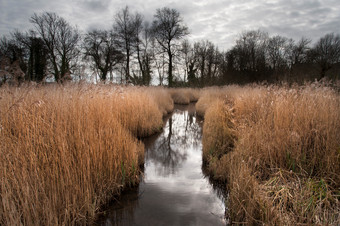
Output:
[0,83,173,225]
[169,88,201,105]
[202,99,236,169]
[1,82,339,225]
[201,82,340,225]
[196,86,239,118]
[146,86,174,116]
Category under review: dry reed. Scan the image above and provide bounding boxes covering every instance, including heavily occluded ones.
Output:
[0,83,169,225]
[195,86,240,117]
[145,87,174,116]
[202,82,340,225]
[202,99,236,171]
[169,88,201,105]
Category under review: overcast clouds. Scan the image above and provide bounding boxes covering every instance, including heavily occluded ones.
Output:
[1,0,339,50]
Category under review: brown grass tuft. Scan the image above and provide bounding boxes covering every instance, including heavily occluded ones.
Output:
[111,88,163,137]
[196,86,241,117]
[202,99,236,175]
[145,87,174,116]
[169,88,201,105]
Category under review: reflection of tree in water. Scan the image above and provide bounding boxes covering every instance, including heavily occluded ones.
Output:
[98,104,227,225]
[144,105,202,176]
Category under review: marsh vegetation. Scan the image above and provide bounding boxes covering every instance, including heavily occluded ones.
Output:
[199,82,340,225]
[1,2,340,225]
[1,82,339,225]
[0,84,173,225]
[98,103,226,225]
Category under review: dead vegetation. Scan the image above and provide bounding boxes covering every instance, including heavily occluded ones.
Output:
[169,88,201,105]
[201,82,340,225]
[0,84,174,225]
[1,82,339,225]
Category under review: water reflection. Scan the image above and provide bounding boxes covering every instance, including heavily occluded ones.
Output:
[99,104,226,226]
[144,105,201,177]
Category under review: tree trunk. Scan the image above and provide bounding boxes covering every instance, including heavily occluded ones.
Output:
[136,45,145,84]
[101,69,108,81]
[126,48,130,83]
[319,66,327,80]
[168,50,173,87]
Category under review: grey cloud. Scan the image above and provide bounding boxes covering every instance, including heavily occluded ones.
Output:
[0,0,339,50]
[289,11,301,17]
[81,0,111,12]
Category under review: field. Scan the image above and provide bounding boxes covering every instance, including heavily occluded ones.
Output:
[0,84,175,225]
[198,82,340,224]
[1,82,339,225]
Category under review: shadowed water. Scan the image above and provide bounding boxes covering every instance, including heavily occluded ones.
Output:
[98,104,226,226]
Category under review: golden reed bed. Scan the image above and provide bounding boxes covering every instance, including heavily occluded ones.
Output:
[0,84,174,225]
[1,82,339,225]
[199,83,340,225]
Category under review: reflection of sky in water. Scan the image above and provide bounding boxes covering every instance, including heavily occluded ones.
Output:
[100,104,226,226]
[144,109,201,177]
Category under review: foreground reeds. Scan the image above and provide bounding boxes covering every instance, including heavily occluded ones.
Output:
[2,82,339,225]
[201,82,340,225]
[0,84,173,225]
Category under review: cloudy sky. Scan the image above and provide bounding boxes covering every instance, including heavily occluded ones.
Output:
[1,0,340,50]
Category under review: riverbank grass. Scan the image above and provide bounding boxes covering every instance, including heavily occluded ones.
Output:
[201,82,340,225]
[0,84,173,225]
[169,88,201,104]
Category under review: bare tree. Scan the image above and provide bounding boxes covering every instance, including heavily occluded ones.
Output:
[181,40,198,85]
[234,30,269,81]
[206,43,221,84]
[113,6,141,83]
[30,12,80,82]
[193,40,222,85]
[83,29,123,82]
[0,35,27,84]
[154,49,166,86]
[194,41,208,84]
[311,33,340,79]
[151,7,189,87]
[134,19,154,85]
[0,57,25,85]
[266,35,291,72]
[289,37,311,66]
[0,35,26,66]
[13,31,48,82]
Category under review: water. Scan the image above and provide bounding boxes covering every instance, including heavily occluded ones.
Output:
[98,104,226,226]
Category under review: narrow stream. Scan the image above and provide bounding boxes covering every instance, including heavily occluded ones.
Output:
[98,103,226,226]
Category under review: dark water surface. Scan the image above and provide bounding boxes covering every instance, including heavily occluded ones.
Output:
[98,104,226,226]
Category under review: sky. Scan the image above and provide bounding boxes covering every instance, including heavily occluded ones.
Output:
[1,0,340,50]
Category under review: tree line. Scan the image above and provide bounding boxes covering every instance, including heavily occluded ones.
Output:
[1,6,340,87]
